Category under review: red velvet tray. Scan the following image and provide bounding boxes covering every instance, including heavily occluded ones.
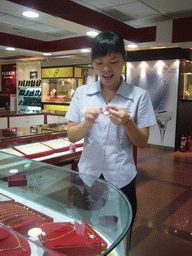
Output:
[13,142,55,159]
[41,138,71,153]
[75,141,84,148]
[0,193,15,203]
[38,221,107,256]
[0,226,31,255]
[0,201,53,234]
[0,147,25,157]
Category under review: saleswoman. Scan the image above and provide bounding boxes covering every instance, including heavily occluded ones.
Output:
[65,31,157,228]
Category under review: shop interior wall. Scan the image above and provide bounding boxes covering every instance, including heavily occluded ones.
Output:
[17,61,41,81]
[40,55,92,68]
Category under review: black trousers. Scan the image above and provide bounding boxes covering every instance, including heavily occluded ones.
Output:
[99,174,137,225]
[99,174,137,250]
[121,177,137,225]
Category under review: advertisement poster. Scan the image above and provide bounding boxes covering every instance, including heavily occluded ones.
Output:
[126,60,179,148]
[1,64,16,94]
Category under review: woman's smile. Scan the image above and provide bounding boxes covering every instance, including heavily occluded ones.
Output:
[103,74,113,80]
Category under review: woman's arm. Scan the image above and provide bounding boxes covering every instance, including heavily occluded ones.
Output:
[122,119,149,148]
[67,120,92,143]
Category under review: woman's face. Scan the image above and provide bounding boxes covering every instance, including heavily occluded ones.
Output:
[93,52,125,89]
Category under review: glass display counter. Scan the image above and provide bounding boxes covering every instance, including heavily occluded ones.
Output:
[0,151,132,255]
[0,123,68,149]
[41,78,82,112]
[180,60,192,100]
[42,78,78,104]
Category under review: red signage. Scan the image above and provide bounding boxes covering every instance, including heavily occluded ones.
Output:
[1,64,16,94]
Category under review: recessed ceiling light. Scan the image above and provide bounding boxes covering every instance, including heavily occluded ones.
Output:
[6,47,15,51]
[128,44,138,49]
[22,11,39,18]
[81,49,90,53]
[43,53,52,56]
[86,31,99,38]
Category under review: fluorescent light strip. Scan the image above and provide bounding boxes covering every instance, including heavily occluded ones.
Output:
[6,47,15,51]
[22,11,39,18]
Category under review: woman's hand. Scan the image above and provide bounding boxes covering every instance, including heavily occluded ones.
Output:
[106,105,149,148]
[106,105,130,125]
[67,107,103,143]
[85,107,103,124]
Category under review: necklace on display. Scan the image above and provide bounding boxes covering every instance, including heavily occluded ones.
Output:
[0,230,27,252]
[39,221,97,243]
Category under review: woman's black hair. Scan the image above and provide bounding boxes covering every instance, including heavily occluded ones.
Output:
[91,31,125,61]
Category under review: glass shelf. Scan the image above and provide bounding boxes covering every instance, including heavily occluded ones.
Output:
[0,151,132,255]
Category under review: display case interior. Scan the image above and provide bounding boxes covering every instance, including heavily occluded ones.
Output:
[0,223,58,256]
[0,122,68,150]
[0,151,132,256]
[42,79,80,104]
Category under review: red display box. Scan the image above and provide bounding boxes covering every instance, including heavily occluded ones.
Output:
[38,221,107,256]
[0,226,31,256]
[69,143,76,152]
[8,174,27,187]
[0,202,53,234]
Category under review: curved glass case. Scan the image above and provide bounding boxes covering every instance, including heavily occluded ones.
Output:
[0,151,132,256]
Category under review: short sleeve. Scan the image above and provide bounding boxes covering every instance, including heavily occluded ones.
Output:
[65,88,81,123]
[137,91,157,129]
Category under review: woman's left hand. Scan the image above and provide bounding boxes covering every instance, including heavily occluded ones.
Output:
[106,105,130,125]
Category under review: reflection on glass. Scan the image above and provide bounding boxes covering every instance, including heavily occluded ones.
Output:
[155,111,174,145]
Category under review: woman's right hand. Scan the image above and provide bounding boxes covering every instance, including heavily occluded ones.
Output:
[85,107,103,124]
[67,107,103,143]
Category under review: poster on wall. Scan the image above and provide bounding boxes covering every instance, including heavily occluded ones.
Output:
[126,60,179,148]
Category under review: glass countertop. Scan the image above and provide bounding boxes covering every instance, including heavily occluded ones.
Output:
[0,151,132,255]
[0,110,67,116]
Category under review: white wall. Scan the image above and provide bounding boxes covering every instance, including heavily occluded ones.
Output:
[17,61,41,80]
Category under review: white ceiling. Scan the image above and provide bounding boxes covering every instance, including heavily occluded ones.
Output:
[73,0,192,26]
[0,0,192,64]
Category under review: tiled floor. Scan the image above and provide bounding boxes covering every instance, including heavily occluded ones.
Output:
[130,147,192,256]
